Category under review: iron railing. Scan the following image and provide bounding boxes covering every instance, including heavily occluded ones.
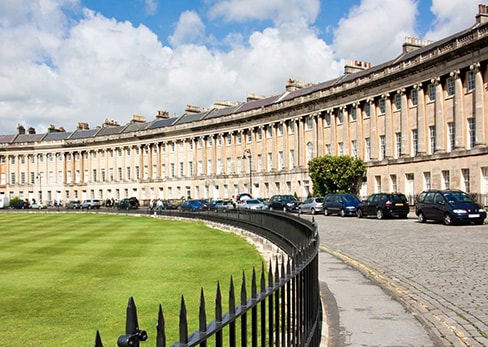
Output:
[94,209,321,346]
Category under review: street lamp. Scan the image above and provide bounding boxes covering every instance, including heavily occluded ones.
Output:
[36,174,42,203]
[242,149,252,196]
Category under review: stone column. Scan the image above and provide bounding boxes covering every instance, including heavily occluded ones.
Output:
[398,89,409,156]
[472,63,485,145]
[433,77,444,152]
[452,70,464,149]
[415,83,426,154]
[368,98,377,159]
[382,94,392,158]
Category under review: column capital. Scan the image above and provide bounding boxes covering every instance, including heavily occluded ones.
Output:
[450,69,460,78]
[470,62,481,71]
[430,76,441,85]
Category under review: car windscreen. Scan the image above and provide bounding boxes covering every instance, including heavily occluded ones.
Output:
[442,192,474,203]
[342,195,359,202]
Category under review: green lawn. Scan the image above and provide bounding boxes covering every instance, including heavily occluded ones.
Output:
[0,213,264,346]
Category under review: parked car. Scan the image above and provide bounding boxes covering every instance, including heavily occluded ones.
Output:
[299,197,324,215]
[181,199,208,212]
[235,193,252,202]
[237,199,267,210]
[269,195,300,212]
[323,193,361,217]
[80,199,101,209]
[12,200,30,209]
[30,202,47,209]
[66,200,81,209]
[356,193,409,219]
[161,200,178,209]
[256,198,270,210]
[415,190,486,225]
[117,197,139,210]
[208,199,224,211]
[212,200,235,212]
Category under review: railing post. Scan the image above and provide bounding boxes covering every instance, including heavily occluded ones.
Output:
[117,297,148,347]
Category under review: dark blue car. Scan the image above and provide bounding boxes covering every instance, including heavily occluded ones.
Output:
[323,193,361,217]
[181,199,208,212]
[416,190,486,225]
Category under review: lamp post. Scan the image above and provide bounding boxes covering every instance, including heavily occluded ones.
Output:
[242,149,252,196]
[36,174,42,203]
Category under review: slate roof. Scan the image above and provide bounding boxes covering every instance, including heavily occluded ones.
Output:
[122,122,149,133]
[234,95,281,113]
[69,129,99,139]
[43,131,73,141]
[147,117,178,130]
[96,126,126,136]
[174,111,210,125]
[13,133,45,143]
[204,105,241,119]
[0,134,16,144]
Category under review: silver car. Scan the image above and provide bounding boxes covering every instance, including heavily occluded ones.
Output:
[298,197,324,215]
[238,199,267,210]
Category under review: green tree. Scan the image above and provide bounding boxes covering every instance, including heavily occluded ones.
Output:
[308,155,366,196]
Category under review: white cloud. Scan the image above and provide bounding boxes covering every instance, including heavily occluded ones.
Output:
[0,0,483,134]
[144,0,158,15]
[208,0,320,26]
[425,0,481,40]
[332,0,418,65]
[169,11,206,46]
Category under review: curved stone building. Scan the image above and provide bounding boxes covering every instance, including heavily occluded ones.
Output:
[2,6,488,206]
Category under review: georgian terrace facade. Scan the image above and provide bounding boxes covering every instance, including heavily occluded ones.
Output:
[2,6,488,205]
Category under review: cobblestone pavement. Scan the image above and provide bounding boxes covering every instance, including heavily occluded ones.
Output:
[309,213,488,347]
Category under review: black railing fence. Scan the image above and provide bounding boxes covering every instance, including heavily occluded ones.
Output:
[94,209,321,347]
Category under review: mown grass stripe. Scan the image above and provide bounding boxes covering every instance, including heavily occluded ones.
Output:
[0,213,263,346]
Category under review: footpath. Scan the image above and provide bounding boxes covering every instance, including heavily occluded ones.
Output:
[318,249,435,347]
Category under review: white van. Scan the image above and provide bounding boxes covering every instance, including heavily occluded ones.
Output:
[0,196,9,209]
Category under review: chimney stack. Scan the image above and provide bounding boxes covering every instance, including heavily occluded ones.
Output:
[130,114,145,124]
[17,124,25,135]
[185,105,201,114]
[156,110,169,119]
[344,60,372,75]
[246,93,265,102]
[77,122,89,130]
[477,4,488,24]
[402,37,433,54]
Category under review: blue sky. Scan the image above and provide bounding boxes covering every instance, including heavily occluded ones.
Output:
[0,0,481,133]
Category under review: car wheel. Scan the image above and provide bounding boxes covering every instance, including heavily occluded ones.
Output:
[356,208,363,218]
[443,213,453,225]
[340,209,346,217]
[324,208,329,216]
[474,220,484,225]
[417,212,426,223]
[311,208,316,215]
[376,209,384,220]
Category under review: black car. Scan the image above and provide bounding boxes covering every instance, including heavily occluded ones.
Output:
[415,190,486,225]
[117,197,139,210]
[269,195,300,212]
[356,193,409,219]
[323,193,361,217]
